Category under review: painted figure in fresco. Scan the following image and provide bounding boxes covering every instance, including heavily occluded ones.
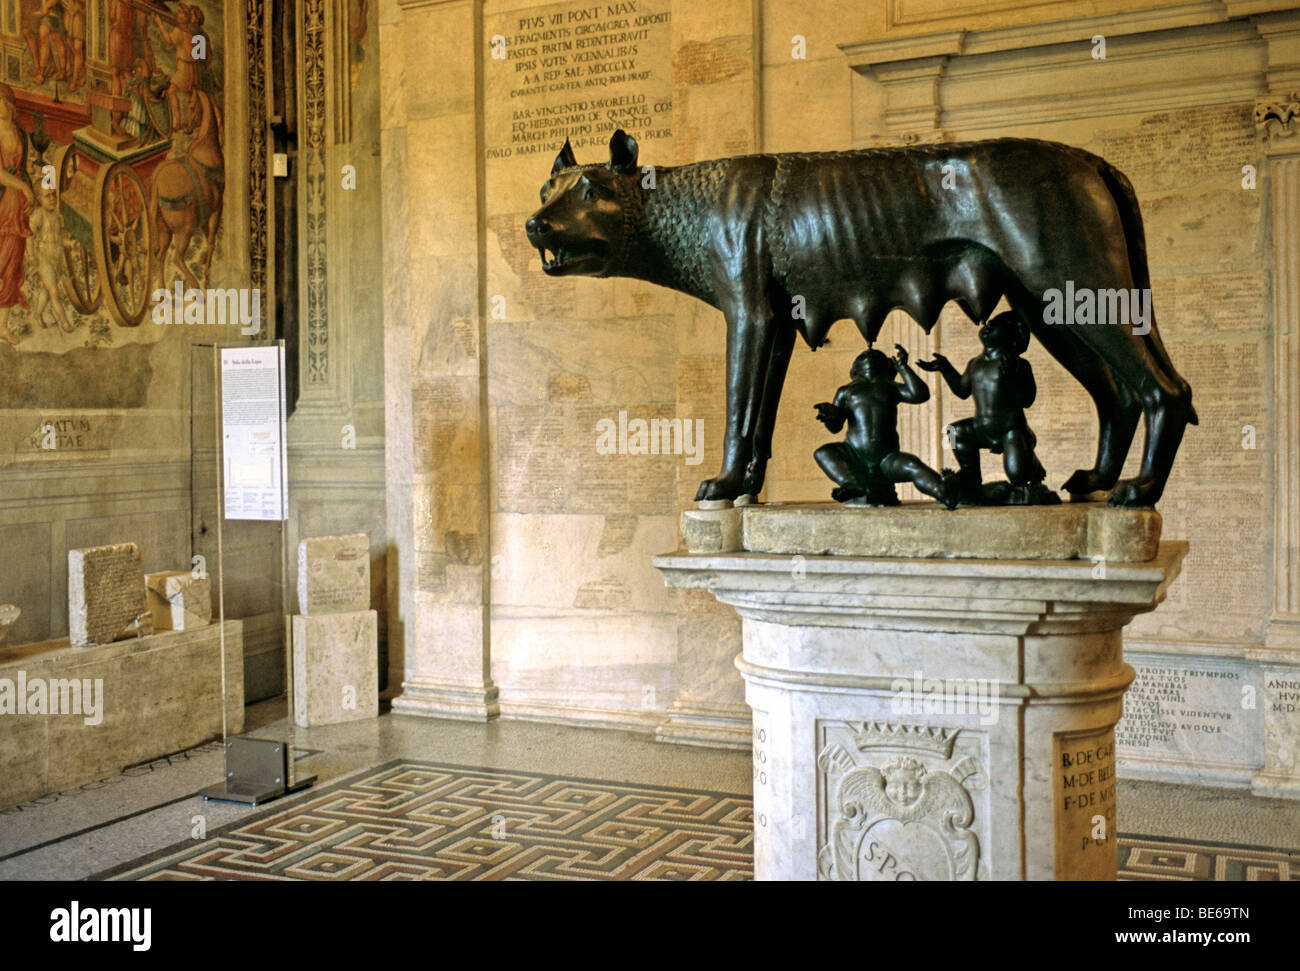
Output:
[0,84,33,347]
[33,0,71,86]
[28,186,75,334]
[109,0,147,97]
[122,58,153,144]
[150,86,223,291]
[152,3,207,133]
[917,311,1057,506]
[63,0,86,91]
[20,1,44,85]
[814,345,958,508]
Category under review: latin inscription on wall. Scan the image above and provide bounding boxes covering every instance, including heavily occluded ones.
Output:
[485,0,673,161]
[21,416,117,453]
[1115,658,1261,773]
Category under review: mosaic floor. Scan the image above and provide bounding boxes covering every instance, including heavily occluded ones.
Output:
[93,759,1297,881]
[97,760,755,881]
[1117,836,1298,881]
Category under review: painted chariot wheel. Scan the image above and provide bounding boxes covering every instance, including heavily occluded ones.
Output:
[93,161,153,327]
[52,142,102,315]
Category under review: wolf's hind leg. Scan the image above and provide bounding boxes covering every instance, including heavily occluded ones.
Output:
[1085,321,1194,507]
[1027,312,1140,498]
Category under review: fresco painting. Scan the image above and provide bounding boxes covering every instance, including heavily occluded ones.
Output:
[0,0,223,352]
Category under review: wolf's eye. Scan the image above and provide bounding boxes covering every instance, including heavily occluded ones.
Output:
[582,185,595,201]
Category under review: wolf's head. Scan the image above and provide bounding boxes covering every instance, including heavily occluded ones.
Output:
[525,130,642,278]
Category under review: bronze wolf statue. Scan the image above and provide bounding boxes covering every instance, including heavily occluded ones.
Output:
[524,130,1196,507]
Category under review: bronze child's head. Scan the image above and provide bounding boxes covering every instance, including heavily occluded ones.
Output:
[978,311,1030,354]
[850,348,893,383]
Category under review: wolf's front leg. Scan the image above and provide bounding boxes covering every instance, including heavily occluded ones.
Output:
[742,323,796,496]
[695,306,775,502]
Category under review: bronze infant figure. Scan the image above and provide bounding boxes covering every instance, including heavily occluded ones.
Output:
[918,311,1058,506]
[814,344,958,508]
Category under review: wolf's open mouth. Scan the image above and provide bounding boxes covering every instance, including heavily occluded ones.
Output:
[538,246,568,271]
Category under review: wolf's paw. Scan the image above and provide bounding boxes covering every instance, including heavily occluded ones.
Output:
[695,473,746,503]
[1107,477,1160,508]
[1063,468,1114,498]
[740,458,768,497]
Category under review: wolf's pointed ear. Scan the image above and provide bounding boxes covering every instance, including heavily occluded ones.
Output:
[609,129,639,174]
[551,138,578,177]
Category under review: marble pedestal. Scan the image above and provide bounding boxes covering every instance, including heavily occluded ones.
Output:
[654,533,1186,881]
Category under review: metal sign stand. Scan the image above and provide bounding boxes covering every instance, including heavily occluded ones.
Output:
[201,342,314,807]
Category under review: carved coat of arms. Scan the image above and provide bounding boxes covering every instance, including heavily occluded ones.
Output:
[818,723,983,881]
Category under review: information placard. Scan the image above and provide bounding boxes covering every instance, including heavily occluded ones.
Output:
[220,346,287,521]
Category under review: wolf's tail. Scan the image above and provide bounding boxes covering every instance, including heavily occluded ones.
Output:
[1096,158,1198,425]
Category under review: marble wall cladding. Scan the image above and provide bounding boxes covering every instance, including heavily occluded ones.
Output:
[0,522,51,648]
[463,0,719,723]
[1116,651,1263,786]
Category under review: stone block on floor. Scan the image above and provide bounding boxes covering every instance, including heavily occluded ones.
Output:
[297,533,371,615]
[0,620,244,807]
[292,609,378,727]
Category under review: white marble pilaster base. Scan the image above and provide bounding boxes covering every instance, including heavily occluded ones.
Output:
[391,676,501,721]
[654,699,752,749]
[655,543,1187,880]
[391,603,499,721]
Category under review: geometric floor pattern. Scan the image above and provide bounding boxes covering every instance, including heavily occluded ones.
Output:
[93,760,1296,881]
[1117,836,1299,881]
[97,761,755,881]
